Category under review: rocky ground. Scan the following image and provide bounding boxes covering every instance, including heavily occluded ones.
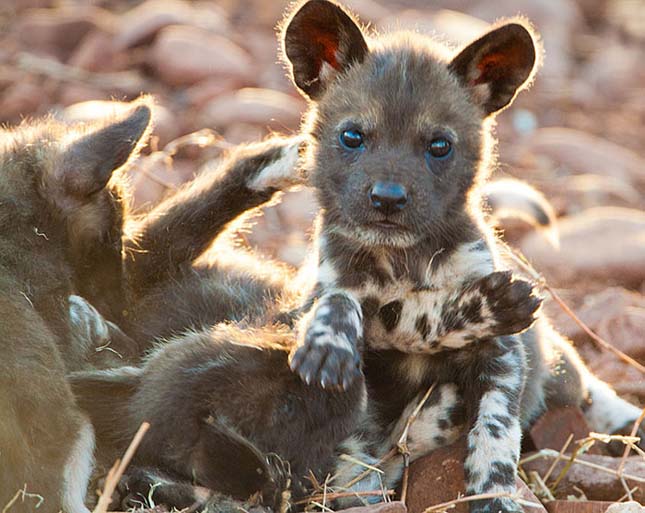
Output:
[1,0,644,511]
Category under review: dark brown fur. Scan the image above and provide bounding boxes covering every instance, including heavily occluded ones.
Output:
[0,102,150,512]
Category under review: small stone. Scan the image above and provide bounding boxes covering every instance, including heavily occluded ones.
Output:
[200,88,304,130]
[151,25,253,87]
[530,407,600,454]
[520,208,645,288]
[545,501,618,513]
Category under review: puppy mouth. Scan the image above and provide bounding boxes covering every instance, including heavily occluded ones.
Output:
[370,219,404,230]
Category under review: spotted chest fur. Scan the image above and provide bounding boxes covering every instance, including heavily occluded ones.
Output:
[290,235,541,389]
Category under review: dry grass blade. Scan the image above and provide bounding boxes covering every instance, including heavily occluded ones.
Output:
[397,383,436,505]
[528,471,555,501]
[421,491,543,513]
[618,407,645,474]
[294,490,396,505]
[2,485,44,513]
[93,421,150,513]
[503,244,645,375]
[520,448,645,484]
[542,433,573,484]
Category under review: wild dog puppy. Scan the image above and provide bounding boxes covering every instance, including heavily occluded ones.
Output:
[70,323,366,512]
[278,2,645,512]
[0,92,306,511]
[0,103,151,513]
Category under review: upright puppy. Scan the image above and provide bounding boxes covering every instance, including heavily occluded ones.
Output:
[278,2,645,512]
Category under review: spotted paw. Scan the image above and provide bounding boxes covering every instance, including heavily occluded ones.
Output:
[476,271,542,337]
[289,331,361,390]
[469,496,523,513]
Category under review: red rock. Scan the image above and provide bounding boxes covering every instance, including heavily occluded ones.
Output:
[381,9,490,45]
[223,123,267,145]
[582,43,644,101]
[407,439,546,513]
[15,7,111,60]
[58,84,108,106]
[545,501,616,513]
[113,0,228,51]
[342,0,392,23]
[552,288,645,360]
[520,208,645,289]
[62,100,180,149]
[530,407,598,453]
[185,77,241,109]
[518,128,645,188]
[129,156,196,210]
[201,88,304,130]
[605,502,645,513]
[151,25,253,87]
[522,453,645,502]
[67,30,117,72]
[589,353,645,394]
[3,0,53,10]
[0,81,45,122]
[336,501,407,513]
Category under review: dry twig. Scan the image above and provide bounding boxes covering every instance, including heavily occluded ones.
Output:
[93,422,150,513]
[16,52,148,94]
[396,383,436,505]
[503,245,645,375]
[421,491,542,513]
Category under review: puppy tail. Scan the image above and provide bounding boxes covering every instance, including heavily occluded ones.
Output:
[68,366,143,448]
[483,178,559,248]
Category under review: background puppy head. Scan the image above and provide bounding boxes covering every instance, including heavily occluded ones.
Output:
[281,0,539,249]
[0,98,151,315]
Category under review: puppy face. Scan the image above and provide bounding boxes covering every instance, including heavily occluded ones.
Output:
[282,0,538,248]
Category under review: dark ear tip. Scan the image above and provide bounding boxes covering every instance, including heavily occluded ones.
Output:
[498,21,538,57]
[128,103,153,130]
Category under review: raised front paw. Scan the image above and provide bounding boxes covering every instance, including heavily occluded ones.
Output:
[289,329,361,390]
[470,497,523,513]
[246,136,307,192]
[476,271,542,337]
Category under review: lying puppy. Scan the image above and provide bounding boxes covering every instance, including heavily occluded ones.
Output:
[0,96,308,512]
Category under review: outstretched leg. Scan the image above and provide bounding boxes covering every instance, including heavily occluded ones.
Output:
[124,135,305,298]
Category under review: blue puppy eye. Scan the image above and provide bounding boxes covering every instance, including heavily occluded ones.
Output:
[339,129,364,150]
[426,137,452,159]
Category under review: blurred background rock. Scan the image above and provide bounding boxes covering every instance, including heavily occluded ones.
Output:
[0,0,644,396]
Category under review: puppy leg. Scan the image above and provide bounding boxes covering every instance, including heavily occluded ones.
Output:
[68,295,139,366]
[379,384,466,488]
[464,337,526,513]
[125,136,305,297]
[392,271,541,353]
[290,290,363,389]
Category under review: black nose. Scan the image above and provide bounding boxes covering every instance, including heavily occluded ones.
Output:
[369,181,408,215]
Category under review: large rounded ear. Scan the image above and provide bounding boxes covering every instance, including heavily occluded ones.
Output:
[281,0,369,99]
[61,101,151,196]
[448,22,538,116]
